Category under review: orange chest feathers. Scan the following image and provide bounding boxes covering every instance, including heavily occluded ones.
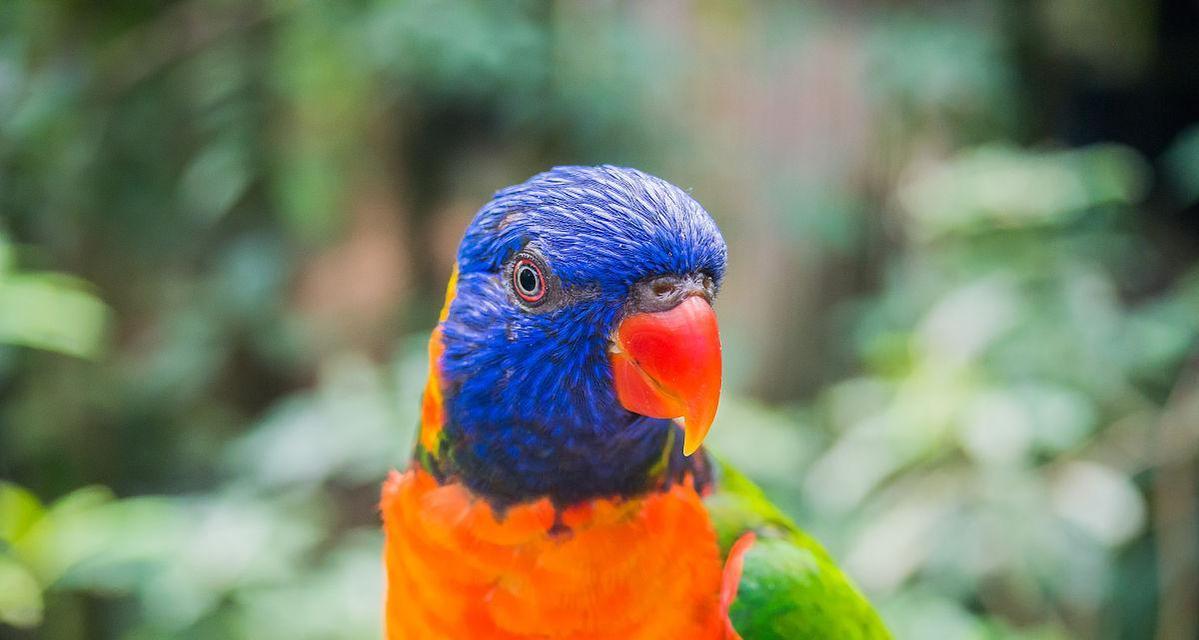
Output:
[381,468,726,640]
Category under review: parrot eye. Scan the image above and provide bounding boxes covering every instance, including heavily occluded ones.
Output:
[512,255,546,304]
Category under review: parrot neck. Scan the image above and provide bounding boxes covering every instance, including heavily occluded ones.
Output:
[419,400,711,511]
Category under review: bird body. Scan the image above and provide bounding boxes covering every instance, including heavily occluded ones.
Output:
[382,166,890,639]
[381,467,725,639]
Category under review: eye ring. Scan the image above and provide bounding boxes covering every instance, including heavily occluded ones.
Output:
[512,257,546,304]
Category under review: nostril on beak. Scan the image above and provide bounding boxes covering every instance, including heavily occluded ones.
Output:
[632,273,714,313]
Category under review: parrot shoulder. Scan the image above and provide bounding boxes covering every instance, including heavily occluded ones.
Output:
[703,455,892,640]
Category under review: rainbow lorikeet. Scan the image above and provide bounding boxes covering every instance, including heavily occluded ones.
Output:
[381,166,891,639]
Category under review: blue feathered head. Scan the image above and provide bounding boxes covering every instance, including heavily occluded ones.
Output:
[430,165,727,506]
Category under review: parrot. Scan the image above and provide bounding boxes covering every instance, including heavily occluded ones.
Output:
[381,165,891,639]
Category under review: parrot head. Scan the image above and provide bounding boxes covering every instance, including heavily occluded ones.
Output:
[431,165,727,507]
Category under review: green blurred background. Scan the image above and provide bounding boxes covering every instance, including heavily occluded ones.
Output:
[2,1,1198,638]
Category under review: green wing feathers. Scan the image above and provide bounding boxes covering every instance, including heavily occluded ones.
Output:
[704,457,892,640]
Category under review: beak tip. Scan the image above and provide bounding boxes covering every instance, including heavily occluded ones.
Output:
[680,415,714,457]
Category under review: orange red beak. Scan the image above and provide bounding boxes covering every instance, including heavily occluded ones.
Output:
[610,296,722,456]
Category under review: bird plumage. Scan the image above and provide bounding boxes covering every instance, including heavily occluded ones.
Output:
[382,166,890,639]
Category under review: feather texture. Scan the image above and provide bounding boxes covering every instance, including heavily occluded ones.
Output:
[433,166,726,507]
[383,166,890,639]
[382,468,726,639]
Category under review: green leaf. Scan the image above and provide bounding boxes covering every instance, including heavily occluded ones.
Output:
[0,554,43,628]
[13,486,116,585]
[1164,124,1199,205]
[179,138,252,223]
[0,274,109,359]
[0,483,44,545]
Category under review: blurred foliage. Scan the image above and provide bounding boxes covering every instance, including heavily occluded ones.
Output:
[1,1,1197,639]
[0,234,108,360]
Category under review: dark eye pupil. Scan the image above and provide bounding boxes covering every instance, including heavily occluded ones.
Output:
[518,266,539,293]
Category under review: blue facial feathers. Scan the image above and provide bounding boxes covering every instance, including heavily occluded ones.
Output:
[428,165,726,507]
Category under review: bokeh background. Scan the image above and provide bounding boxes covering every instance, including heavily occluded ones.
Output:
[2,1,1198,638]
